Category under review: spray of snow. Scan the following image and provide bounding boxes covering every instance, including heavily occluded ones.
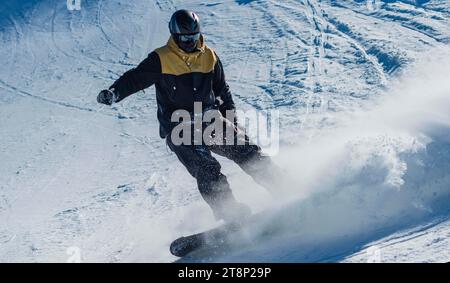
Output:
[186,48,450,262]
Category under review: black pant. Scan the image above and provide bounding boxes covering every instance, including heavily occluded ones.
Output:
[166,119,280,213]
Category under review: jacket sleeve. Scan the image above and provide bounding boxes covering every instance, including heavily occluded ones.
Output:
[110,52,161,102]
[213,54,235,112]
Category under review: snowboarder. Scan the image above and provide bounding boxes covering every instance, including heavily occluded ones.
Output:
[97,10,283,222]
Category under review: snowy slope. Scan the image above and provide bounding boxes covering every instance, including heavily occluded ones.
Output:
[344,216,450,263]
[0,0,450,262]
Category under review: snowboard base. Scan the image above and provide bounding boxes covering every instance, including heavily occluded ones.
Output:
[170,220,245,257]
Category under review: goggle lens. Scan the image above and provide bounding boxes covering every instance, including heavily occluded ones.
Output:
[178,33,200,42]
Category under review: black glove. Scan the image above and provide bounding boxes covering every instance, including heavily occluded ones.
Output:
[97,89,117,105]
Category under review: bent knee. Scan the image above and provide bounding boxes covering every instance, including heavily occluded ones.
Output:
[195,163,222,181]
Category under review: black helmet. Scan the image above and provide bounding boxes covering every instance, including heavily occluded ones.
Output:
[169,10,201,53]
[169,10,201,35]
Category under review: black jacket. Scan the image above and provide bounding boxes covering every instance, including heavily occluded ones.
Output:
[110,35,235,138]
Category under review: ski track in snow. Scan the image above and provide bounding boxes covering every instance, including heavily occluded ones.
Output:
[0,0,450,262]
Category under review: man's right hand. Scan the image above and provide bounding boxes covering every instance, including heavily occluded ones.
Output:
[97,89,117,105]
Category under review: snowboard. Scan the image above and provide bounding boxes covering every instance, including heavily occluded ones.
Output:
[169,210,276,257]
[170,220,244,257]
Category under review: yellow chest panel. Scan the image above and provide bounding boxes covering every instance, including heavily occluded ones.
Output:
[155,41,217,76]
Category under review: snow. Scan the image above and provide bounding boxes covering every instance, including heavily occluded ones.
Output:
[0,0,449,262]
[344,216,450,263]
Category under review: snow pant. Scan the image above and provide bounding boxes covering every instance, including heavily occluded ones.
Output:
[166,118,281,213]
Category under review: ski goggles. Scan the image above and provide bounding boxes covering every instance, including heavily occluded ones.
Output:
[176,33,201,42]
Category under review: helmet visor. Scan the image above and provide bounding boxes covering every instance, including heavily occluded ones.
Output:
[177,33,201,42]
